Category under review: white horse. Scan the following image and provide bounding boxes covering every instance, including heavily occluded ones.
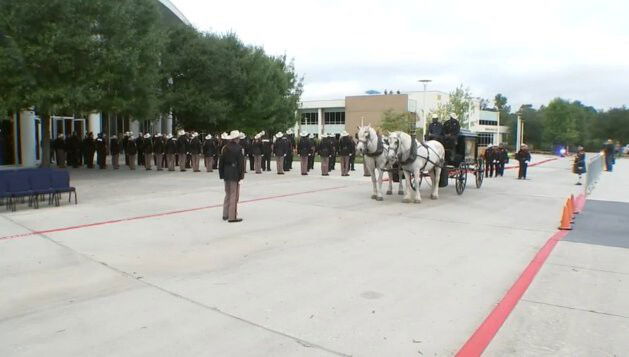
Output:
[386,131,445,203]
[355,125,404,201]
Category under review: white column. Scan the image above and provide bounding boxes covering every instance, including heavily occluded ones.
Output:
[130,119,140,136]
[88,112,101,134]
[12,112,19,165]
[317,108,323,136]
[19,109,37,167]
[516,115,522,152]
[163,112,173,135]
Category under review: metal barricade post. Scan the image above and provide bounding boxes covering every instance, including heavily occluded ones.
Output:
[585,153,604,195]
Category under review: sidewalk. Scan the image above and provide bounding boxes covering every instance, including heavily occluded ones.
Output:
[485,159,629,356]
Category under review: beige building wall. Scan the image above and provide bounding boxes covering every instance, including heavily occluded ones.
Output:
[345,94,409,135]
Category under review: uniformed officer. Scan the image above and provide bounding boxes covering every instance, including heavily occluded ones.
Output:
[261,134,272,171]
[142,133,153,170]
[443,113,460,162]
[298,132,311,175]
[251,132,264,174]
[95,133,108,169]
[484,144,495,178]
[427,114,444,141]
[308,134,316,171]
[515,144,531,179]
[122,132,130,167]
[203,134,217,172]
[136,132,145,167]
[319,133,333,176]
[176,130,188,172]
[165,134,176,171]
[494,143,509,177]
[153,133,165,171]
[83,132,96,168]
[573,146,586,185]
[110,134,121,169]
[273,132,287,174]
[339,131,353,176]
[190,132,202,172]
[126,134,138,170]
[219,130,245,223]
[285,128,295,171]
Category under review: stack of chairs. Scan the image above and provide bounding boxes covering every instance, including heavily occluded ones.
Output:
[0,168,77,211]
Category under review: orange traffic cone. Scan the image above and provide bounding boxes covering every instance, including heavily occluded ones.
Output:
[559,203,572,230]
[566,198,575,223]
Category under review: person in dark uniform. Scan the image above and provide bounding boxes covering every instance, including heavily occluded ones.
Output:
[53,134,67,168]
[250,132,263,174]
[153,133,165,171]
[494,143,509,177]
[285,128,295,171]
[122,132,130,167]
[219,130,245,223]
[603,138,615,171]
[83,132,96,168]
[298,132,311,175]
[203,134,217,172]
[126,134,138,170]
[165,134,177,171]
[241,133,253,172]
[484,144,495,178]
[339,131,353,176]
[427,114,444,141]
[349,134,357,171]
[142,133,153,170]
[515,144,531,179]
[273,132,287,174]
[319,133,333,176]
[329,134,338,171]
[95,133,107,169]
[262,135,272,171]
[185,132,192,169]
[110,134,121,169]
[573,146,586,185]
[176,130,188,172]
[443,113,461,163]
[190,132,202,172]
[307,134,316,171]
[136,132,145,167]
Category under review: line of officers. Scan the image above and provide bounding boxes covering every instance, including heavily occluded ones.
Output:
[51,128,365,176]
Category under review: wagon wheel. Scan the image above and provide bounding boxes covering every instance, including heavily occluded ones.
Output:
[475,158,484,188]
[455,163,467,195]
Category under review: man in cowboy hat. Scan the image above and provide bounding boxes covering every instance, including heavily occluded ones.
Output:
[142,133,153,170]
[126,133,138,170]
[53,133,67,168]
[297,131,312,175]
[318,133,333,176]
[252,131,264,174]
[203,134,217,172]
[153,133,165,171]
[329,133,338,171]
[165,134,176,171]
[285,128,295,171]
[219,130,245,223]
[110,134,121,169]
[190,131,202,172]
[273,132,287,174]
[307,133,316,171]
[443,113,460,162]
[95,133,108,169]
[176,129,188,171]
[339,131,353,176]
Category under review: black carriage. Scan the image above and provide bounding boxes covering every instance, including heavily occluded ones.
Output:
[393,129,484,194]
[437,129,484,194]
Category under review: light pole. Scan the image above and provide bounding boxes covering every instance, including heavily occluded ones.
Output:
[418,79,431,136]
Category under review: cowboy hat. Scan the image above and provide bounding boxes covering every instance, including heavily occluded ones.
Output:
[300,132,308,137]
[166,134,173,139]
[226,130,240,140]
[286,128,293,135]
[143,133,151,139]
[275,132,284,138]
[449,113,458,120]
[254,133,262,139]
[432,114,439,119]
[155,133,162,137]
[205,134,212,140]
[340,131,349,137]
[328,133,335,137]
[239,132,246,139]
[177,129,185,136]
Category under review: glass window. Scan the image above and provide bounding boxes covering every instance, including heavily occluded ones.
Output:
[324,111,345,125]
[479,120,498,126]
[478,133,494,146]
[301,112,318,125]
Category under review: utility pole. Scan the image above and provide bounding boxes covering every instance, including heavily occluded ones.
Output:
[417,79,432,137]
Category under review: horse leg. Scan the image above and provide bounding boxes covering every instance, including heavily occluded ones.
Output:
[370,164,378,199]
[413,168,422,203]
[398,170,405,195]
[402,171,412,203]
[431,167,440,199]
[376,170,384,201]
[386,170,393,195]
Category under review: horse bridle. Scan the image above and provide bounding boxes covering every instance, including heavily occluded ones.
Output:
[358,129,383,157]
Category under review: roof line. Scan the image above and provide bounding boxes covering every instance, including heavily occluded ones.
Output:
[158,0,191,26]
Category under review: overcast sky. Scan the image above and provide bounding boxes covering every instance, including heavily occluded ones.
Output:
[171,0,628,110]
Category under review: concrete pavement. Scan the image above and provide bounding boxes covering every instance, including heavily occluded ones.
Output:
[0,155,618,356]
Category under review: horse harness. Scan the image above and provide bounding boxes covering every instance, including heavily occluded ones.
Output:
[400,139,443,172]
[359,131,384,158]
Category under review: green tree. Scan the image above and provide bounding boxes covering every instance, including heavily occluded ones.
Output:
[542,98,580,147]
[430,84,474,127]
[494,93,511,124]
[379,109,415,134]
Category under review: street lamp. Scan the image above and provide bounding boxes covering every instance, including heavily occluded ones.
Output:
[418,79,432,136]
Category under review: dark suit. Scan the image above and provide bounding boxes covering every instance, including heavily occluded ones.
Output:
[219,141,245,220]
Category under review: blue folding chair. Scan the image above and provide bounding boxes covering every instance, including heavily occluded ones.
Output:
[28,169,56,209]
[7,171,36,211]
[51,170,77,206]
